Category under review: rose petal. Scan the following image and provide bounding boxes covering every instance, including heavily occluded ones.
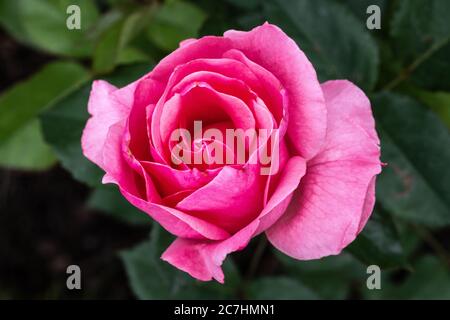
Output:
[224,23,327,159]
[150,57,271,161]
[150,37,233,84]
[127,78,164,161]
[175,164,266,233]
[266,80,382,259]
[82,80,127,169]
[141,161,221,196]
[158,84,257,164]
[256,156,306,233]
[161,156,306,282]
[121,190,230,241]
[223,49,286,128]
[171,70,257,105]
[161,220,259,282]
[99,121,228,241]
[102,120,160,202]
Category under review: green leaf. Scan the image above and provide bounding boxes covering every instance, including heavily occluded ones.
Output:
[364,256,450,299]
[93,21,124,74]
[0,1,26,43]
[414,90,450,129]
[395,221,422,258]
[0,0,99,57]
[103,63,155,87]
[0,61,89,170]
[276,252,365,299]
[40,63,153,186]
[0,61,90,142]
[147,0,207,51]
[263,0,379,90]
[197,0,245,36]
[390,0,450,90]
[88,185,152,225]
[225,0,262,10]
[374,93,450,226]
[347,210,407,268]
[117,47,152,66]
[0,119,56,170]
[93,6,156,73]
[236,11,265,31]
[247,277,319,299]
[40,85,102,186]
[120,226,240,299]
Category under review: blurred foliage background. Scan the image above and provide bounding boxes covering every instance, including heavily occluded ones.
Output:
[0,0,449,299]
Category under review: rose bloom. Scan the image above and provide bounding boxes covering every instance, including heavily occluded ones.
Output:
[82,23,381,283]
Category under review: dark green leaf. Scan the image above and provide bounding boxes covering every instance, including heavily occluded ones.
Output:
[225,0,262,10]
[0,0,99,57]
[93,20,124,74]
[276,252,365,299]
[147,0,207,51]
[393,220,422,259]
[120,226,240,299]
[390,0,450,90]
[0,120,56,170]
[0,61,90,142]
[364,256,450,299]
[374,93,450,226]
[247,277,319,299]
[347,210,407,268]
[40,63,153,186]
[414,90,450,129]
[93,6,156,73]
[263,0,379,90]
[40,85,102,186]
[0,61,89,170]
[117,47,152,66]
[88,185,152,225]
[197,0,244,36]
[104,63,154,87]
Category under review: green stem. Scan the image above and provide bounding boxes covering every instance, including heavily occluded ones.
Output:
[246,236,268,281]
[412,224,450,269]
[383,37,450,91]
[238,237,268,299]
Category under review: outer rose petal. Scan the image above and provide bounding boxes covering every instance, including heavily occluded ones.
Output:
[82,80,127,169]
[162,220,260,283]
[224,22,327,159]
[358,176,376,233]
[256,157,306,234]
[266,80,382,259]
[121,191,230,240]
[162,157,306,282]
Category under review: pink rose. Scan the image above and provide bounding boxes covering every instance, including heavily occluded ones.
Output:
[82,23,381,283]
